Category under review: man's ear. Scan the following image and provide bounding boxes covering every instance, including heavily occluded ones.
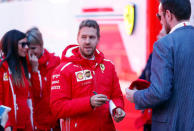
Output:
[165,10,173,21]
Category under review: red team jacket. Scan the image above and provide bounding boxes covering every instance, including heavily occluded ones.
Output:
[50,45,124,131]
[30,49,60,130]
[0,59,39,131]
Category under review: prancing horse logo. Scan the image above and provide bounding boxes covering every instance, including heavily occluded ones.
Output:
[124,3,135,35]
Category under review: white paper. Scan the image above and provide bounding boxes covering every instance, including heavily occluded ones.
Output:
[109,100,116,116]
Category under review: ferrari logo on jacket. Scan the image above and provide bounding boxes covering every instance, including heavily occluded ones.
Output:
[100,64,105,72]
[75,70,92,82]
[3,72,8,81]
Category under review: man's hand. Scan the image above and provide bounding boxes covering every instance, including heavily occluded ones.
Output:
[113,108,125,122]
[125,88,137,103]
[28,51,39,72]
[5,127,11,131]
[90,94,109,108]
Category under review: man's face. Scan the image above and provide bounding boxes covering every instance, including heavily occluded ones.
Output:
[28,44,43,58]
[158,3,171,34]
[77,27,99,59]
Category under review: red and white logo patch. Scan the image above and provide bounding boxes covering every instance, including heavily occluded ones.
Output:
[3,72,8,81]
[75,70,92,82]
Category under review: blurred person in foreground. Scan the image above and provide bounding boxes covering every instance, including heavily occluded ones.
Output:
[26,27,60,131]
[126,0,194,130]
[50,19,125,131]
[0,29,40,131]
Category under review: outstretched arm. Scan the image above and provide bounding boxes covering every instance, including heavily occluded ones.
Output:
[134,40,173,109]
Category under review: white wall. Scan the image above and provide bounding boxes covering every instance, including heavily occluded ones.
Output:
[0,0,78,56]
[0,0,147,75]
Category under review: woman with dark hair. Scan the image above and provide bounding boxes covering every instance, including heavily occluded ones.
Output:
[0,29,39,131]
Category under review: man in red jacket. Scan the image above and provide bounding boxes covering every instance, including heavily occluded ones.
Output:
[50,19,125,131]
[26,27,60,131]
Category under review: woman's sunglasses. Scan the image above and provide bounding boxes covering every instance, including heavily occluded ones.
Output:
[19,42,30,48]
[156,13,161,21]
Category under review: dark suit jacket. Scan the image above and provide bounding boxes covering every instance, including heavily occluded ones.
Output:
[134,26,194,131]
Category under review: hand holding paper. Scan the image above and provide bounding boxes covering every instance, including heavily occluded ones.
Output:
[113,107,125,122]
[109,100,125,122]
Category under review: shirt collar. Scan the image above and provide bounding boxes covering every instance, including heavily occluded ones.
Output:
[169,21,191,34]
[88,56,95,60]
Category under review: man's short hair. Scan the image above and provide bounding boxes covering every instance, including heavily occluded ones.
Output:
[26,27,43,47]
[160,0,191,21]
[78,19,100,38]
